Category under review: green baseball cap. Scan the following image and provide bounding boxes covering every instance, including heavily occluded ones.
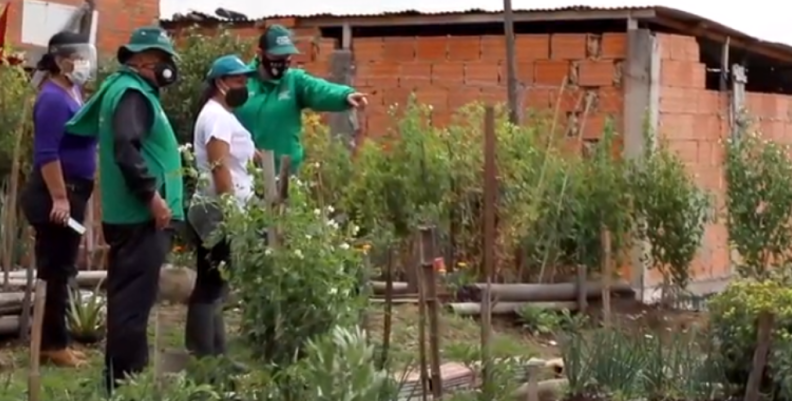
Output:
[258,25,299,56]
[117,26,179,63]
[206,54,256,80]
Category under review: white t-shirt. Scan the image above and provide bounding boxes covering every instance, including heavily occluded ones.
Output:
[193,99,256,206]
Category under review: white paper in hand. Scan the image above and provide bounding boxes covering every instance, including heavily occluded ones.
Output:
[67,217,86,235]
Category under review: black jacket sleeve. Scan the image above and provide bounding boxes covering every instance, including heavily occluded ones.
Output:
[111,89,158,204]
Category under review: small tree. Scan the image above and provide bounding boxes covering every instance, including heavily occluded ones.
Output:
[724,126,792,278]
[631,133,711,290]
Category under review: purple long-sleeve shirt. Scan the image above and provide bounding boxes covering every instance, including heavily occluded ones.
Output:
[32,81,97,180]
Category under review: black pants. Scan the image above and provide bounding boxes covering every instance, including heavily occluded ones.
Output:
[21,173,93,351]
[191,239,231,304]
[102,221,172,393]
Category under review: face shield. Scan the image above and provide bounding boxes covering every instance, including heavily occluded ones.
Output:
[51,43,98,82]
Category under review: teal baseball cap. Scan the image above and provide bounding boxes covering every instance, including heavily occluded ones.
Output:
[258,25,299,56]
[206,55,256,80]
[118,26,179,63]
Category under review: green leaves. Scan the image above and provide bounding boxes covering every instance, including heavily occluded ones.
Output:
[630,133,712,289]
[66,281,107,344]
[559,326,725,400]
[725,129,792,278]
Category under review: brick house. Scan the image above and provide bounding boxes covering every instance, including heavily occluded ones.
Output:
[161,6,791,301]
[5,0,158,58]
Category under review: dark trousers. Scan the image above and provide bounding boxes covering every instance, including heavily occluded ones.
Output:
[21,173,93,351]
[191,239,231,304]
[102,221,172,393]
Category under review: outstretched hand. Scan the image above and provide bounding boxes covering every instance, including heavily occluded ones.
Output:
[346,92,368,109]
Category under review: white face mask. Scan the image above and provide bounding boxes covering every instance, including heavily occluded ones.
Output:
[67,60,92,85]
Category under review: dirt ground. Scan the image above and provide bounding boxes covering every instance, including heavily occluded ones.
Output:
[0,297,707,398]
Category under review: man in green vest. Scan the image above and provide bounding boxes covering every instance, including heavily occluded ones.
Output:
[65,26,183,393]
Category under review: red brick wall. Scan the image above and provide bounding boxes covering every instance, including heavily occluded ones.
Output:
[655,33,730,287]
[168,23,629,142]
[350,33,626,139]
[5,0,158,57]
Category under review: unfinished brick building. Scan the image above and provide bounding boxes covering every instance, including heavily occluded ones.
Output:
[163,6,792,301]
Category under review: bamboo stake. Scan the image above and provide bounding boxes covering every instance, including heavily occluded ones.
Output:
[378,248,394,370]
[601,227,612,327]
[19,228,34,341]
[416,231,429,401]
[419,226,442,399]
[481,106,497,398]
[27,279,47,401]
[3,103,29,289]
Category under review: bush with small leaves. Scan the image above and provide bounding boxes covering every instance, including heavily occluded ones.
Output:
[709,277,792,399]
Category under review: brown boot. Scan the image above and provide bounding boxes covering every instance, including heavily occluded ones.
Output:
[40,349,86,367]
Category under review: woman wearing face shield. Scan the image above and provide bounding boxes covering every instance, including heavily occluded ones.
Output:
[20,31,98,368]
[185,55,257,367]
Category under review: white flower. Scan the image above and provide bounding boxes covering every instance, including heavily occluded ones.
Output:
[294,249,304,259]
[305,234,312,240]
[326,205,335,214]
[339,242,350,250]
[265,248,273,256]
[326,219,339,229]
[351,224,360,235]
[313,162,321,168]
[329,287,338,295]
[313,208,321,216]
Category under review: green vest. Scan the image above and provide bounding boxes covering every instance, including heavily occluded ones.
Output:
[66,70,184,224]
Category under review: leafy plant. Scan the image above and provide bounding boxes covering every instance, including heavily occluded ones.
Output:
[709,277,792,400]
[516,305,565,335]
[631,130,711,290]
[725,125,792,279]
[67,281,106,344]
[219,177,368,365]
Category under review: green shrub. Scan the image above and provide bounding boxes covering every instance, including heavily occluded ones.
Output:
[709,278,792,399]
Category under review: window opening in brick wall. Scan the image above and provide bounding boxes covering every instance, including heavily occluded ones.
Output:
[322,18,628,40]
[649,23,792,95]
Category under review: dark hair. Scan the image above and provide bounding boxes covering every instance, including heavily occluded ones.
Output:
[257,25,271,51]
[36,31,89,73]
[193,81,218,126]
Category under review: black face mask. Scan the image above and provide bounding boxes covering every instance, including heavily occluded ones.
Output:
[260,57,290,80]
[153,61,179,87]
[223,87,248,108]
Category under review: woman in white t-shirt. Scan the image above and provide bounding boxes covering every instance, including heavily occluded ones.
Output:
[185,54,258,362]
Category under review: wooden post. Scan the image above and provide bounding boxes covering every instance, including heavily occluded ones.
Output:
[525,361,543,401]
[416,230,429,401]
[576,264,587,312]
[19,228,35,340]
[744,311,774,401]
[328,49,358,148]
[28,279,47,401]
[502,0,519,125]
[419,226,442,399]
[719,37,730,92]
[600,227,612,327]
[481,105,497,398]
[3,104,28,289]
[378,248,394,369]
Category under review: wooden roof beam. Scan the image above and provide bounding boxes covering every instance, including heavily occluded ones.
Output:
[298,8,657,28]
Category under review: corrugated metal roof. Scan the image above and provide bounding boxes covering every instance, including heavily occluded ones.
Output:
[159,0,792,46]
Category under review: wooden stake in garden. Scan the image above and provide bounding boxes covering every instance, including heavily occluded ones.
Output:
[2,102,30,290]
[744,311,774,401]
[19,228,35,341]
[419,225,442,399]
[378,249,394,369]
[27,279,47,401]
[415,229,429,401]
[600,227,612,327]
[481,105,497,398]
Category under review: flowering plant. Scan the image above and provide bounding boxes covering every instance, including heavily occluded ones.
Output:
[218,172,368,364]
